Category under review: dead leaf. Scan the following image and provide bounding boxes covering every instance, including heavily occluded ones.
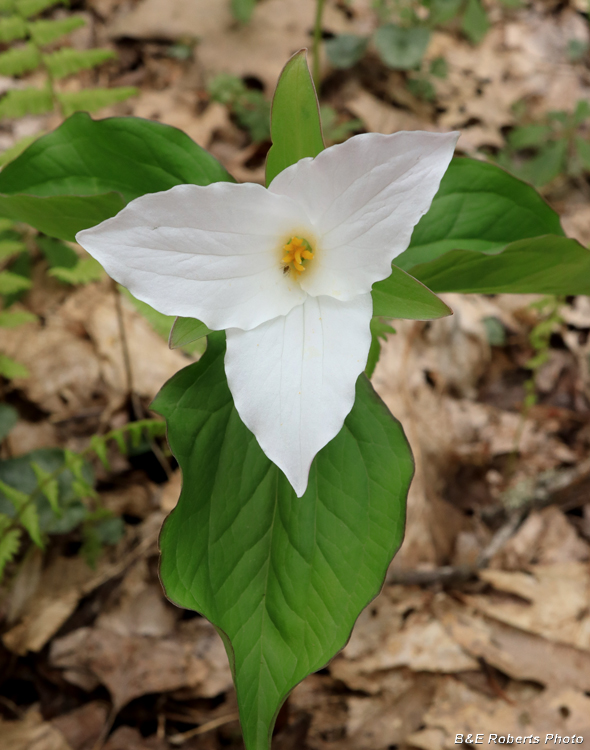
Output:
[51,702,109,750]
[0,708,73,750]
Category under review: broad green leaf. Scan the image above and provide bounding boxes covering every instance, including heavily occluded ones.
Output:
[57,87,138,116]
[42,48,115,79]
[231,0,256,23]
[0,85,53,118]
[169,316,212,349]
[0,15,27,42]
[397,158,564,270]
[0,192,125,242]
[0,354,29,379]
[0,239,27,260]
[372,264,451,320]
[411,235,590,295]
[15,0,65,18]
[507,124,552,149]
[48,256,104,284]
[461,0,489,44]
[0,404,18,441]
[0,478,42,547]
[0,42,41,76]
[36,235,78,268]
[521,140,567,187]
[27,17,86,46]
[366,317,396,378]
[325,34,368,69]
[155,333,412,750]
[428,0,463,25]
[373,24,430,70]
[0,309,37,327]
[266,50,324,187]
[0,526,21,579]
[0,270,32,294]
[0,112,235,205]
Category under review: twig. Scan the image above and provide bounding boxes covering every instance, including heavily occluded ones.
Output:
[167,713,240,745]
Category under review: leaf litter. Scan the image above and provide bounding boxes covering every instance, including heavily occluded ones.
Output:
[1,0,590,748]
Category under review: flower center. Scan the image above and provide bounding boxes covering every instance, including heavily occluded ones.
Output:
[281,236,314,275]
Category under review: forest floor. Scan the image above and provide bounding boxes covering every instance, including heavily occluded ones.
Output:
[1,0,590,748]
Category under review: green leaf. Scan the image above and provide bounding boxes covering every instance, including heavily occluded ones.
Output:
[0,270,32,294]
[31,462,60,516]
[0,354,29,378]
[0,134,40,168]
[366,317,396,378]
[43,48,115,79]
[48,256,104,284]
[266,50,324,187]
[410,236,590,295]
[0,42,41,76]
[169,316,212,349]
[0,192,125,242]
[397,158,564,270]
[56,86,138,116]
[0,112,235,206]
[0,239,27,260]
[36,235,78,267]
[15,0,65,18]
[521,139,567,187]
[373,24,430,70]
[233,90,271,142]
[27,16,86,46]
[573,99,590,127]
[319,105,361,144]
[575,136,590,171]
[325,34,368,69]
[372,264,451,319]
[461,0,489,44]
[428,0,463,25]
[0,403,18,441]
[0,309,37,327]
[507,124,552,149]
[0,525,21,580]
[231,0,256,23]
[0,15,27,42]
[155,333,412,750]
[0,478,42,547]
[0,0,16,11]
[0,85,53,118]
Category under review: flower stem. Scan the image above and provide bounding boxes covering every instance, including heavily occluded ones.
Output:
[312,0,326,90]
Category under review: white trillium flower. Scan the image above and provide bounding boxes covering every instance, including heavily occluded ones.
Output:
[76,130,458,497]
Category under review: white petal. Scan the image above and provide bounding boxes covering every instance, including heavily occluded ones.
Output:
[268,131,459,300]
[75,182,311,331]
[224,293,373,497]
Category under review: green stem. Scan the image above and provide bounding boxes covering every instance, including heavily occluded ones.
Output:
[312,0,326,91]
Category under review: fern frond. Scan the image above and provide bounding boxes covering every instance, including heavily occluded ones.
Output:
[31,462,60,515]
[0,354,29,378]
[0,239,27,260]
[0,14,27,42]
[0,42,41,76]
[0,479,42,546]
[0,270,32,294]
[0,133,39,166]
[14,0,66,19]
[0,309,37,326]
[56,85,137,116]
[27,15,85,45]
[43,47,114,79]
[0,523,21,579]
[0,85,53,118]
[48,256,103,285]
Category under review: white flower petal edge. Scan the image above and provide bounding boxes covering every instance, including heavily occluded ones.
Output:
[224,293,373,497]
[268,131,459,301]
[75,182,310,331]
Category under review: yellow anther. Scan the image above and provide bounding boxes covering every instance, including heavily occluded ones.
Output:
[282,236,314,275]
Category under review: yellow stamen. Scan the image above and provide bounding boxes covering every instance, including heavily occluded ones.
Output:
[282,236,314,275]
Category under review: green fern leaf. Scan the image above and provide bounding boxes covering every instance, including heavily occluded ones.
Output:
[0,525,21,580]
[0,239,27,260]
[0,133,39,166]
[27,15,85,45]
[48,256,103,285]
[0,479,42,547]
[0,270,32,294]
[0,354,29,378]
[56,85,137,116]
[0,309,37,326]
[0,42,41,76]
[0,85,53,118]
[0,15,27,42]
[31,462,61,516]
[43,47,114,79]
[89,435,110,470]
[14,0,65,19]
